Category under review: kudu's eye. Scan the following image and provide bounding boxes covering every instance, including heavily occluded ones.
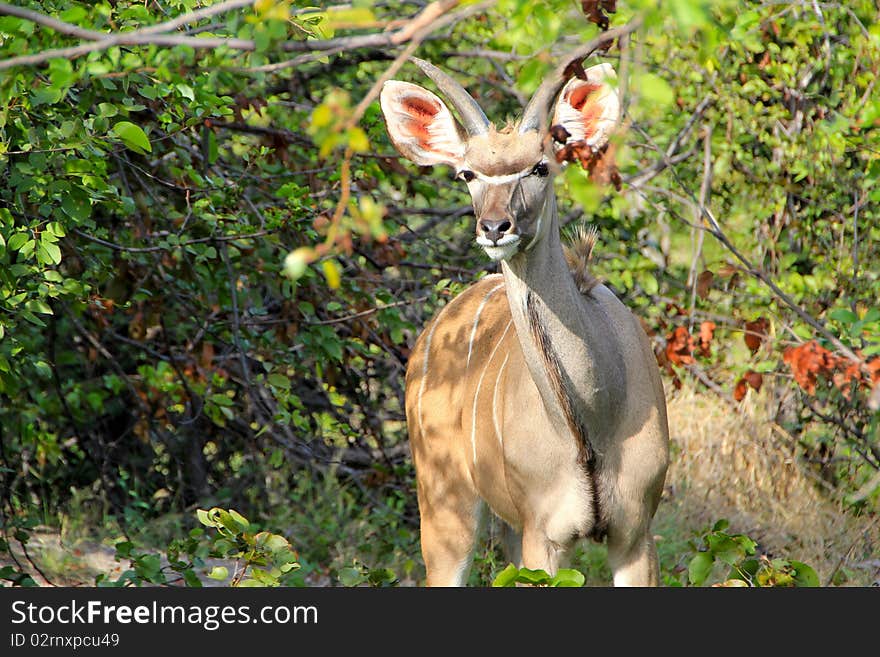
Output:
[531,162,549,177]
[457,170,476,183]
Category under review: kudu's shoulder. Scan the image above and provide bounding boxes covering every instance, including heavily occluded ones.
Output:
[426,274,509,336]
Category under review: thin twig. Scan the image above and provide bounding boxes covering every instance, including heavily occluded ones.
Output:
[687,123,712,329]
[303,295,430,326]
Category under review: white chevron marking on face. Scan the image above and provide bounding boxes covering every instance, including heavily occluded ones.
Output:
[461,159,547,186]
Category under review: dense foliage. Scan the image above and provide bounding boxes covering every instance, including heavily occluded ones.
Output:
[0,0,877,586]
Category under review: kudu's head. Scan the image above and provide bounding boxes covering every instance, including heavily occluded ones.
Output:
[380,58,620,261]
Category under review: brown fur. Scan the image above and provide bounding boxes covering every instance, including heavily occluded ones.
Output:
[563,224,600,294]
[464,127,543,175]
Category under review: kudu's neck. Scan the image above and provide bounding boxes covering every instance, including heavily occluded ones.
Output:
[503,195,578,310]
[501,193,624,451]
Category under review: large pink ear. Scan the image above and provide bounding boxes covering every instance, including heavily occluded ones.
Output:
[551,63,620,151]
[380,80,466,168]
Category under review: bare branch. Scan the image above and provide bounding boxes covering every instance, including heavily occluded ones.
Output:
[0,0,486,72]
[0,3,105,40]
[243,0,491,75]
[303,296,431,326]
[137,0,255,36]
[0,33,254,70]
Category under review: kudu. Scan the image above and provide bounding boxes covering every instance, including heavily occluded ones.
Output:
[380,56,669,586]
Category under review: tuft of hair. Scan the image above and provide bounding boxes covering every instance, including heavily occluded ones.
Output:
[563,224,600,294]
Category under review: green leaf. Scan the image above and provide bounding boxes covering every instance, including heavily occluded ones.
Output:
[688,552,714,586]
[111,121,152,153]
[196,509,215,528]
[46,221,66,238]
[862,308,880,324]
[635,72,675,108]
[829,309,858,324]
[789,561,819,587]
[37,240,62,265]
[207,566,229,580]
[267,373,290,389]
[712,519,729,532]
[228,509,250,530]
[514,567,552,585]
[549,568,586,587]
[61,187,91,222]
[176,83,195,101]
[7,232,29,252]
[25,299,53,315]
[182,569,203,587]
[491,563,520,587]
[338,566,365,587]
[347,127,370,153]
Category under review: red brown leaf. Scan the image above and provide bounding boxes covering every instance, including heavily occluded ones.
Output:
[733,378,748,402]
[549,124,571,144]
[563,59,588,82]
[555,140,621,190]
[743,370,763,392]
[744,317,769,354]
[696,270,714,300]
[580,0,616,30]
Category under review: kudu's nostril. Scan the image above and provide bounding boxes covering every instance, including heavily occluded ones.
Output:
[480,219,512,243]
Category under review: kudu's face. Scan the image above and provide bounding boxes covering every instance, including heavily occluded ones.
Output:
[457,130,552,261]
[380,60,620,262]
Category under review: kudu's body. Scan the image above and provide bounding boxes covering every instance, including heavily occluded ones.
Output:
[380,58,669,586]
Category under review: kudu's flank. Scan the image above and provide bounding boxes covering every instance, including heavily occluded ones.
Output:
[380,57,669,586]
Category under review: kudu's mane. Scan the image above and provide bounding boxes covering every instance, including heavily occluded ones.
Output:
[563,224,600,295]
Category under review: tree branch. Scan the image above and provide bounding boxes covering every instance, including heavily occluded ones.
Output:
[0,0,485,72]
[0,2,105,40]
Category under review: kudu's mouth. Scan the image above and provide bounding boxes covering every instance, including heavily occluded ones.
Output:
[476,233,521,261]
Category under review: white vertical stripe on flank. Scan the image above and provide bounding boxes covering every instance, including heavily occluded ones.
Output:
[471,320,513,467]
[492,353,510,446]
[466,280,504,369]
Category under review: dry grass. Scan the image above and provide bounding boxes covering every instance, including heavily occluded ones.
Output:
[659,383,879,586]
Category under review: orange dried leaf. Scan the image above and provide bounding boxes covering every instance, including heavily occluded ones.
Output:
[666,325,695,366]
[783,340,834,395]
[863,357,880,384]
[698,320,715,358]
[733,378,748,402]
